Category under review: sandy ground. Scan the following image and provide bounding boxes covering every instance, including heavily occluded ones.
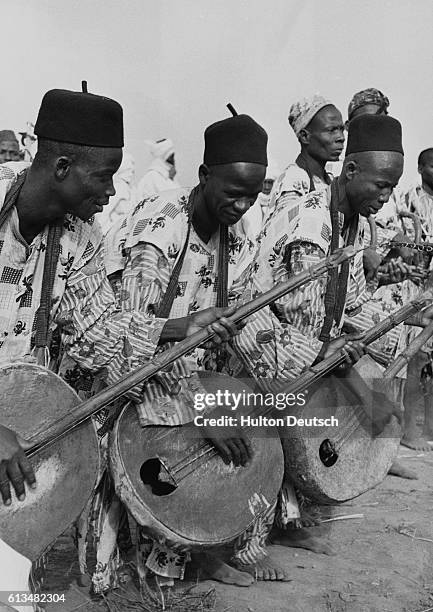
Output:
[39,435,433,612]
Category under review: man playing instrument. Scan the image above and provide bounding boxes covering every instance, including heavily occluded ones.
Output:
[0,89,240,608]
[231,113,433,556]
[98,113,297,587]
[399,148,433,450]
[267,95,345,219]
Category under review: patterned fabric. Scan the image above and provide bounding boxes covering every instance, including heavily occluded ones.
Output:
[267,163,331,220]
[405,184,433,241]
[347,88,390,120]
[0,165,166,386]
[232,183,366,386]
[105,187,254,426]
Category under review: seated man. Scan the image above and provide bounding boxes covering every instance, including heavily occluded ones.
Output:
[232,114,429,550]
[0,88,239,608]
[81,113,291,589]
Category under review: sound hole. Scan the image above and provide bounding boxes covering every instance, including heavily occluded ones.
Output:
[140,458,177,496]
[319,439,338,467]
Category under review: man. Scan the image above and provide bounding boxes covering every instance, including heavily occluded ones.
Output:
[0,130,21,164]
[399,148,433,450]
[347,87,390,122]
[268,95,345,217]
[100,113,294,586]
[0,88,238,607]
[137,137,180,200]
[232,114,431,553]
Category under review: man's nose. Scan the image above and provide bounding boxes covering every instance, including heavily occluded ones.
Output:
[335,129,345,144]
[233,198,254,213]
[106,180,116,197]
[378,189,392,204]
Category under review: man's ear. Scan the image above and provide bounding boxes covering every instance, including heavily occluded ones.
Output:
[418,164,423,176]
[298,128,310,146]
[344,159,358,182]
[198,163,211,186]
[54,156,72,181]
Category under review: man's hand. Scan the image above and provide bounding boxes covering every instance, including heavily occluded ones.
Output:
[322,333,366,370]
[0,425,35,505]
[378,259,411,285]
[363,248,382,282]
[203,425,253,467]
[406,304,433,328]
[186,305,243,345]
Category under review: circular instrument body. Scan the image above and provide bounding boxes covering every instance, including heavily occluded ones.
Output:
[0,362,100,560]
[109,371,284,548]
[282,355,401,504]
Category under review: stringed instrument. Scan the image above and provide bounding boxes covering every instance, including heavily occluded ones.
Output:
[281,296,432,504]
[0,246,357,560]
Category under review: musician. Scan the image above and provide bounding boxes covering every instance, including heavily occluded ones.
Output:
[268,95,345,218]
[0,89,241,606]
[99,113,295,586]
[231,113,433,555]
[400,147,433,451]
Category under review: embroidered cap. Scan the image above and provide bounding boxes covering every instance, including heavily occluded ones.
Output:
[0,130,18,143]
[348,88,389,120]
[35,88,124,147]
[288,95,333,137]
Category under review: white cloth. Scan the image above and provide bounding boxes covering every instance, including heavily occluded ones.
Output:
[0,538,33,611]
[137,158,180,201]
[144,138,174,161]
[98,153,137,235]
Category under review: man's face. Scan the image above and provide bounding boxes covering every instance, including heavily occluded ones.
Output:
[345,151,404,217]
[262,178,275,195]
[200,162,266,226]
[166,153,176,180]
[419,152,433,191]
[0,140,20,163]
[60,147,123,221]
[302,105,345,163]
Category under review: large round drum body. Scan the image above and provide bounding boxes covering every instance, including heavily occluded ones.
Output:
[282,356,401,504]
[0,363,100,560]
[109,372,284,548]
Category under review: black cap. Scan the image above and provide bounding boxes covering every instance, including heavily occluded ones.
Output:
[34,89,124,147]
[204,114,267,166]
[346,114,403,156]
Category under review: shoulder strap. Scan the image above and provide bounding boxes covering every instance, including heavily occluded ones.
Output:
[318,180,358,343]
[155,187,229,317]
[155,188,197,318]
[0,170,28,229]
[0,169,63,361]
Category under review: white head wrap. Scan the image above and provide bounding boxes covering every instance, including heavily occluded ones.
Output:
[145,138,175,161]
[265,157,280,181]
[288,95,333,137]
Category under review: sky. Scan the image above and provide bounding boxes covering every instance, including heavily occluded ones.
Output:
[2,0,432,188]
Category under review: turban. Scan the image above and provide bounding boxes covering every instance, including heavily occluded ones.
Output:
[145,138,175,161]
[0,130,18,143]
[35,89,123,147]
[288,95,333,137]
[346,114,403,156]
[204,114,267,166]
[348,88,389,120]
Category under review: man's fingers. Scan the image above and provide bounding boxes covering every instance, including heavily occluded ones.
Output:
[225,439,241,466]
[0,466,11,506]
[217,317,241,337]
[17,452,36,489]
[7,460,26,501]
[210,439,231,464]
